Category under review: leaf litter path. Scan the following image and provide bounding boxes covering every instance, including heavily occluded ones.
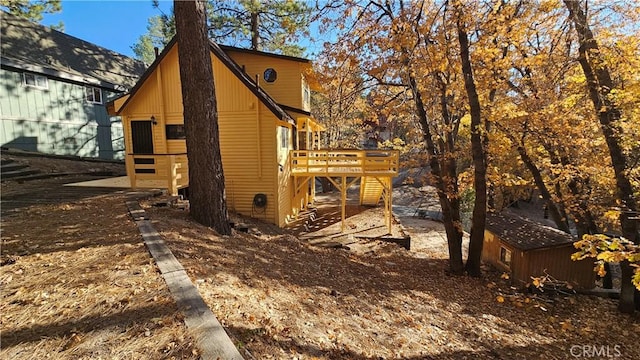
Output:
[145,188,639,360]
[1,175,198,359]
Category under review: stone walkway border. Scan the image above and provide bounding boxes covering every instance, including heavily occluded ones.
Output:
[126,201,243,360]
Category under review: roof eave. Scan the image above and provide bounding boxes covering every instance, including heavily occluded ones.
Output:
[1,56,125,92]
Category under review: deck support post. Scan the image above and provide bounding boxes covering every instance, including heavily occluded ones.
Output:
[289,149,398,233]
[387,177,393,233]
[310,176,316,204]
[341,176,346,232]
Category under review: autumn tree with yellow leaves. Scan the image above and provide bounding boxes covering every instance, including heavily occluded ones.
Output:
[313,0,639,311]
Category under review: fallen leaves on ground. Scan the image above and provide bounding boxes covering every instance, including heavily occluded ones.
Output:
[1,193,197,359]
[147,203,640,360]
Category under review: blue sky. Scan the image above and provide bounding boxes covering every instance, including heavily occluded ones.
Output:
[40,0,173,58]
[39,0,329,60]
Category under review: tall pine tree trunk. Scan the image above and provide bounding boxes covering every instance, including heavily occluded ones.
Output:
[250,10,260,50]
[175,0,231,235]
[564,0,639,313]
[456,8,487,277]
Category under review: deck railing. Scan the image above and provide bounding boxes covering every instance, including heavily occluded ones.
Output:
[290,149,399,176]
[126,153,189,195]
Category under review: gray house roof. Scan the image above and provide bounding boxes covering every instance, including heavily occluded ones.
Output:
[0,11,146,92]
[486,212,575,251]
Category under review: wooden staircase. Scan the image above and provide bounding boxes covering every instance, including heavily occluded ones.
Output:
[360,176,385,206]
[1,159,40,181]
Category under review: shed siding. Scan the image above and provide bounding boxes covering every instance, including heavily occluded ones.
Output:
[484,230,596,289]
[0,67,122,158]
[527,246,595,289]
[483,230,520,273]
[225,51,303,109]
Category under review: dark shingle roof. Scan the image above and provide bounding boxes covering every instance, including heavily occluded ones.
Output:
[1,11,146,91]
[219,45,311,63]
[486,212,575,251]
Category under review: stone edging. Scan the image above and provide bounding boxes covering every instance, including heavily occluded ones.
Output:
[125,201,243,360]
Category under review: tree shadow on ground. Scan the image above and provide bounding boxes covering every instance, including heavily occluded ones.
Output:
[1,175,124,215]
[1,190,146,256]
[149,205,639,359]
[227,324,572,360]
[1,302,176,349]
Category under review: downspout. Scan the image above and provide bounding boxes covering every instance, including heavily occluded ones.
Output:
[255,74,262,179]
[157,62,167,151]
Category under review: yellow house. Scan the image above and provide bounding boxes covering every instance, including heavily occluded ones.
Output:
[108,38,399,230]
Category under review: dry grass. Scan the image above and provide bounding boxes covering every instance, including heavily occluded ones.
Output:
[146,203,640,360]
[1,194,197,359]
[2,153,638,359]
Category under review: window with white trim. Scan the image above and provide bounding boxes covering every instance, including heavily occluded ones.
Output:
[280,126,289,149]
[85,86,102,104]
[499,246,512,267]
[23,73,48,89]
[303,82,311,110]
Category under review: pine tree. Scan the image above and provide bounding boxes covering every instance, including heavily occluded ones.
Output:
[174,0,231,235]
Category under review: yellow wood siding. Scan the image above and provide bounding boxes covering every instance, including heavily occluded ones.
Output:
[276,125,293,226]
[118,44,283,224]
[220,106,277,223]
[166,140,186,154]
[225,51,303,110]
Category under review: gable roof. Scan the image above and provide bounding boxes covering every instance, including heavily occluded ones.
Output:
[486,212,575,251]
[219,45,311,64]
[111,37,294,123]
[220,44,322,92]
[0,11,146,91]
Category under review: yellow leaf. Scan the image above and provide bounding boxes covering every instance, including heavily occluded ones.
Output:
[633,270,640,291]
[532,278,541,288]
[496,295,505,303]
[561,320,574,332]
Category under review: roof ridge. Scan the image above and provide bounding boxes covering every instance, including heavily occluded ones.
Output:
[1,10,146,89]
[0,10,145,65]
[111,37,293,123]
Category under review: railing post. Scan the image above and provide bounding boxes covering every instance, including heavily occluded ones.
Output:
[127,154,137,190]
[168,155,178,196]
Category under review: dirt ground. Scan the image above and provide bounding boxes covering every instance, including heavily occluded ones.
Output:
[2,153,639,359]
[1,154,198,359]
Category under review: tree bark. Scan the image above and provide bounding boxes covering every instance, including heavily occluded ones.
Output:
[408,74,464,275]
[456,9,487,277]
[564,0,639,313]
[516,142,571,234]
[174,0,231,235]
[250,10,260,50]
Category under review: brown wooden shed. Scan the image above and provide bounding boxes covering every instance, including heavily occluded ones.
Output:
[483,213,596,290]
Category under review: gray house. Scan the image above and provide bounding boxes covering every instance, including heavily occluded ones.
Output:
[0,11,146,159]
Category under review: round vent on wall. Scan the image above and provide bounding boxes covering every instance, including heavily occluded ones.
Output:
[253,193,267,208]
[263,68,277,83]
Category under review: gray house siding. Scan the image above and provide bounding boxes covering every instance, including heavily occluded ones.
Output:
[0,67,124,159]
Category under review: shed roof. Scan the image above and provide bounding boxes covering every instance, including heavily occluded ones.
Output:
[486,212,575,251]
[0,11,146,91]
[110,37,294,124]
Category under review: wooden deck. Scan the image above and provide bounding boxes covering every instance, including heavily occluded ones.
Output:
[290,149,399,176]
[289,149,399,233]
